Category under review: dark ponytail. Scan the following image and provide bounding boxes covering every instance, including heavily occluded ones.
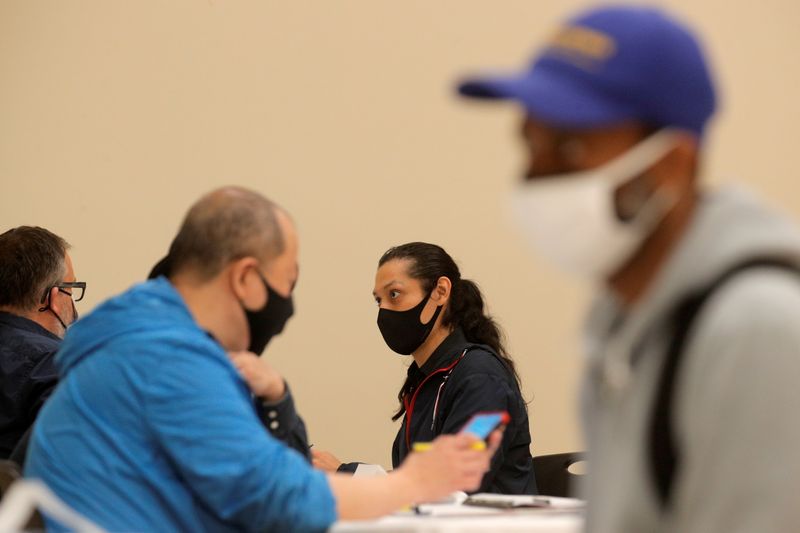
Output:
[379,242,522,421]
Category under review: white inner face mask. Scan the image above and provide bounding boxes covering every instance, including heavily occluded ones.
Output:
[509,129,680,280]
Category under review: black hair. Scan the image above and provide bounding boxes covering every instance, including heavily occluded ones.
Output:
[379,242,522,421]
[0,226,69,311]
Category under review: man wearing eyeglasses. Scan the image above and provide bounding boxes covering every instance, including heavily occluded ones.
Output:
[0,226,85,460]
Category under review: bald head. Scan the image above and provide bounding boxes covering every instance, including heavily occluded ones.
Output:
[168,187,289,281]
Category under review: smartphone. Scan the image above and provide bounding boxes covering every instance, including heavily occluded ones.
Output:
[459,411,510,441]
[463,494,551,509]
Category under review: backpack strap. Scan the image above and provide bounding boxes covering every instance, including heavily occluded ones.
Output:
[648,257,800,509]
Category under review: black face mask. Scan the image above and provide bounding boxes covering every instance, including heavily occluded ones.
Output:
[377,293,443,355]
[244,271,294,354]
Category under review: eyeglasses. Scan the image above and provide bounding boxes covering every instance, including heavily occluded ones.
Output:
[41,281,87,304]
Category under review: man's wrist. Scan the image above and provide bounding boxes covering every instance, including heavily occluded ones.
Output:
[258,379,287,403]
[390,464,423,505]
[256,381,297,436]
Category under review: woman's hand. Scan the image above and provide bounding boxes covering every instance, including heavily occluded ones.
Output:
[227,351,286,402]
[398,429,502,503]
[325,431,502,520]
[312,449,343,472]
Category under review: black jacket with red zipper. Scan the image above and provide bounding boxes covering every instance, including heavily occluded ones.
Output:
[391,328,537,494]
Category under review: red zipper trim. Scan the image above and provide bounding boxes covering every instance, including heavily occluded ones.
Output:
[404,351,466,449]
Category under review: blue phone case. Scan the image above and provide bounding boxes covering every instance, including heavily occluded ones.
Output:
[460,411,509,440]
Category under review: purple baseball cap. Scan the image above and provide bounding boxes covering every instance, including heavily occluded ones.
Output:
[457,6,717,136]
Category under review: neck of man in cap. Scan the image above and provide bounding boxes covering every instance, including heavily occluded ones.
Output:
[608,188,698,307]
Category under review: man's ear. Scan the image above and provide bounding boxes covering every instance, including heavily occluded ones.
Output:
[40,286,59,312]
[229,257,267,311]
[615,132,699,220]
[653,132,699,192]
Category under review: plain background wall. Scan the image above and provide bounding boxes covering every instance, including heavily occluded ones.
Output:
[1,0,798,468]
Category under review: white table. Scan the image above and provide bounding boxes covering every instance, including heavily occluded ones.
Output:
[331,504,583,533]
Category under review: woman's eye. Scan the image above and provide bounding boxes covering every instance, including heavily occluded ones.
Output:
[389,290,400,299]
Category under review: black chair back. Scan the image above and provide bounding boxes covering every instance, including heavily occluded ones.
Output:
[532,452,586,497]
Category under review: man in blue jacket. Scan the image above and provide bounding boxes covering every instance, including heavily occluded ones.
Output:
[26,186,497,532]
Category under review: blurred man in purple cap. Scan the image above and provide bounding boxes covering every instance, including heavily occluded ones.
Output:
[458,5,800,532]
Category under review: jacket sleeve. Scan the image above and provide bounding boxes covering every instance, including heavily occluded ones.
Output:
[337,462,360,474]
[254,382,311,461]
[673,271,800,533]
[144,339,336,533]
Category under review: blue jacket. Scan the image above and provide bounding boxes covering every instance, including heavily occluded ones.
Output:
[25,278,337,532]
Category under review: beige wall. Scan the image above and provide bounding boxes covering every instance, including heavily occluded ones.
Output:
[1,0,798,468]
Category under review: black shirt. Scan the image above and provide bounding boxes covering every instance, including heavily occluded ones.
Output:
[255,382,312,461]
[0,311,60,459]
[392,328,537,494]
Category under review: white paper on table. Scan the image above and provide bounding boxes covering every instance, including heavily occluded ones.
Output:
[414,494,585,517]
[352,464,388,477]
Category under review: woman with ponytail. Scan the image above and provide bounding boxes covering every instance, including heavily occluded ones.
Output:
[313,242,537,495]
